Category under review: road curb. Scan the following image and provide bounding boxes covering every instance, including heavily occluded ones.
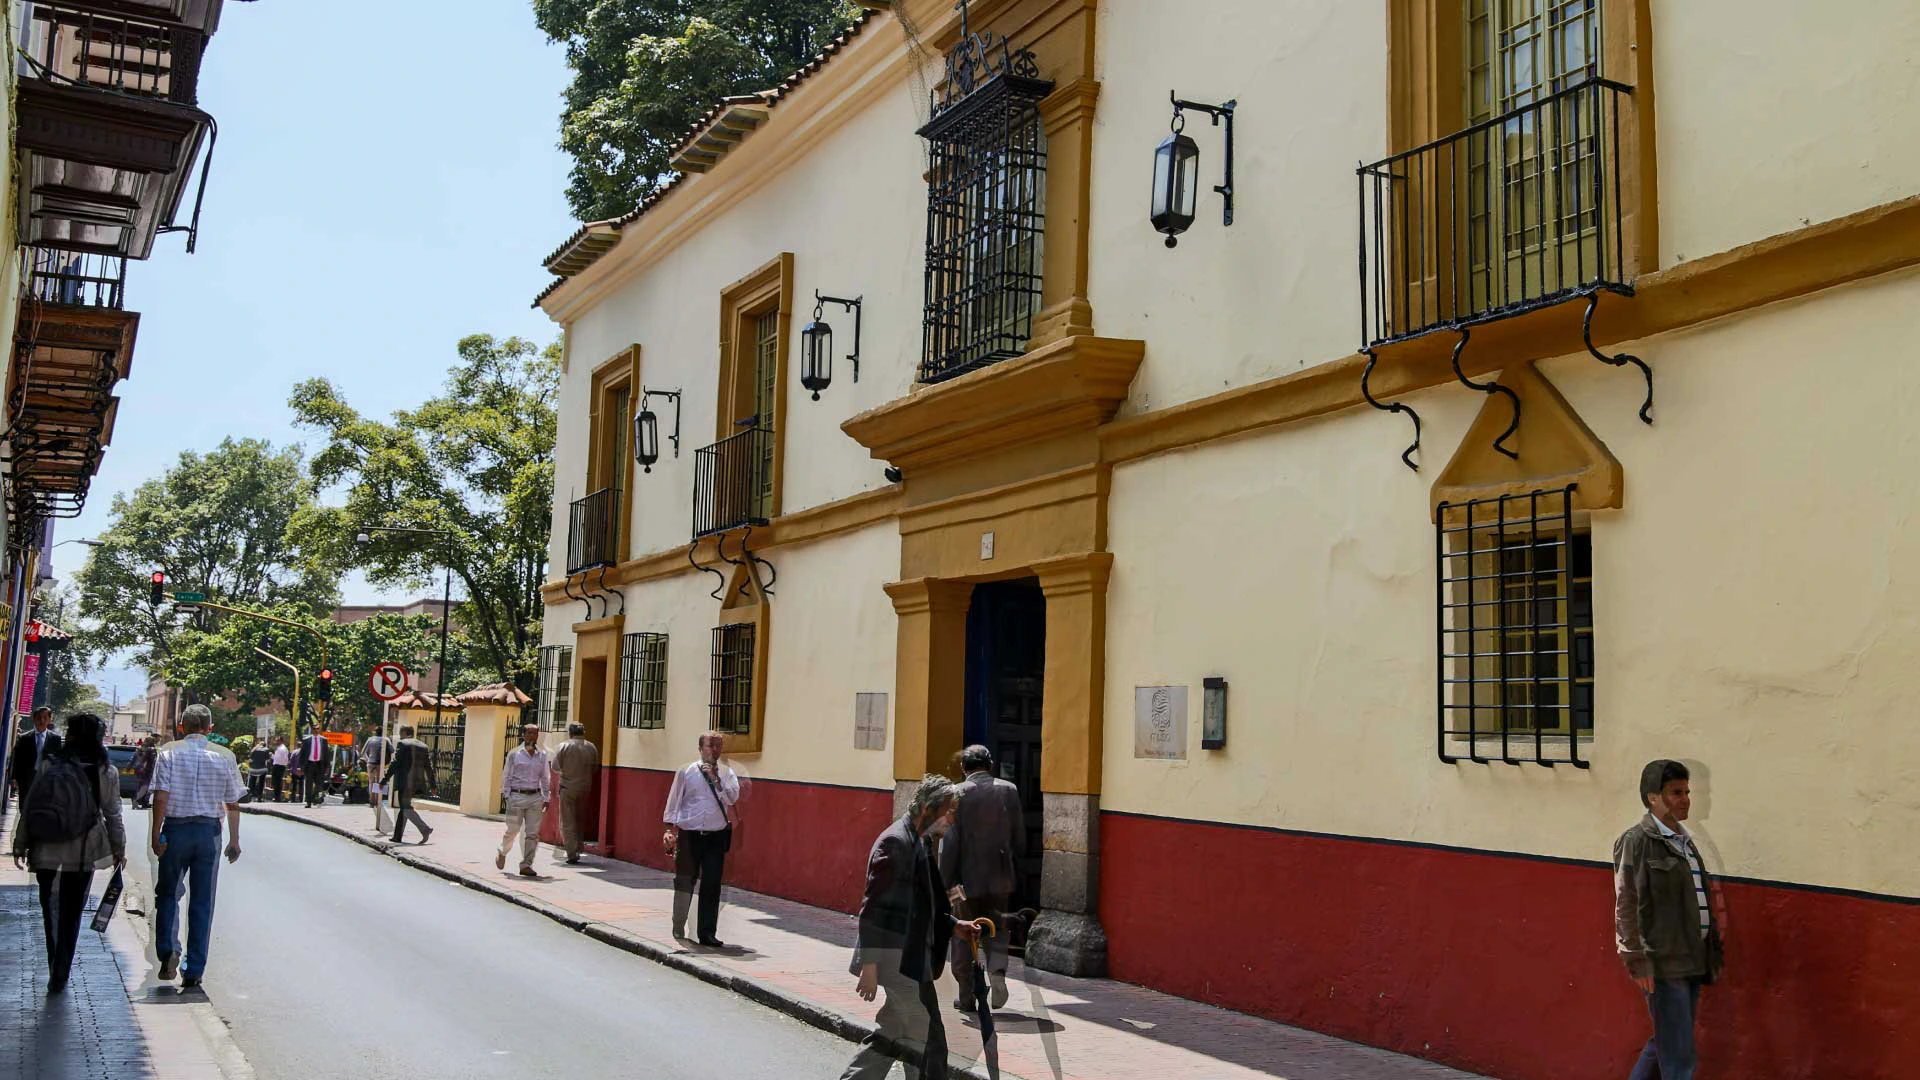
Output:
[241,805,993,1079]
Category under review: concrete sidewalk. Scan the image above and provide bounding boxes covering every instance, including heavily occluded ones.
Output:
[2,812,253,1080]
[247,799,1489,1080]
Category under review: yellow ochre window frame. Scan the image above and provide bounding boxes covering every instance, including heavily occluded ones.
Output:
[586,346,640,563]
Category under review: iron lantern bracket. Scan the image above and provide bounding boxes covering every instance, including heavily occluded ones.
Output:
[1171,92,1236,227]
[814,290,863,383]
[641,387,682,459]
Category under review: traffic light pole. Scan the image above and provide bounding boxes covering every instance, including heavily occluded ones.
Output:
[172,598,330,720]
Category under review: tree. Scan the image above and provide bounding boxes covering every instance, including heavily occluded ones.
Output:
[533,0,861,220]
[290,334,559,693]
[72,439,336,675]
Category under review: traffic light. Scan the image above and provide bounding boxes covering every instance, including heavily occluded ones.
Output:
[315,668,334,702]
[150,571,165,605]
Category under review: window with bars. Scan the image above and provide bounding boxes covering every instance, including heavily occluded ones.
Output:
[537,644,573,732]
[619,632,668,730]
[916,33,1052,384]
[709,624,756,735]
[1436,486,1594,767]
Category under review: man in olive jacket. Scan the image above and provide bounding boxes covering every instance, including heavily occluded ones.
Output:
[840,774,983,1080]
[1614,759,1725,1080]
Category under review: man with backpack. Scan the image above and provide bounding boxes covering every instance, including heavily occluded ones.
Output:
[149,705,245,990]
[11,712,126,993]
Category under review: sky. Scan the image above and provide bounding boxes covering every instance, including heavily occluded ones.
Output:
[42,2,580,701]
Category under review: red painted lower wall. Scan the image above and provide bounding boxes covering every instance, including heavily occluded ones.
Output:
[588,766,892,915]
[1101,812,1918,1080]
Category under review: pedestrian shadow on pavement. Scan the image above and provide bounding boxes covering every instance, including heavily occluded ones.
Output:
[2,884,160,1080]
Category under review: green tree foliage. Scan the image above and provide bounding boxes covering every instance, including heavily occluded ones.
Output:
[533,0,860,220]
[29,581,92,715]
[72,439,336,673]
[289,334,558,692]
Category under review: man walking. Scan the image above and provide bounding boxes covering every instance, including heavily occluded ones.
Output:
[382,725,436,845]
[940,744,1025,1011]
[1615,759,1725,1080]
[841,774,983,1080]
[552,722,599,865]
[6,707,62,811]
[245,739,270,801]
[495,724,549,878]
[299,723,329,807]
[148,705,245,990]
[268,736,289,802]
[360,727,393,833]
[662,731,738,945]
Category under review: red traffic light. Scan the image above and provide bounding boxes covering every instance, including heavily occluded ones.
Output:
[151,571,165,584]
[315,668,334,702]
[149,571,165,605]
[320,669,333,681]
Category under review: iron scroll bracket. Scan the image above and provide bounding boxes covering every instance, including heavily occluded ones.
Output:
[688,541,727,600]
[1449,328,1520,460]
[1581,293,1654,425]
[1360,348,1423,472]
[1171,92,1235,228]
[738,524,776,599]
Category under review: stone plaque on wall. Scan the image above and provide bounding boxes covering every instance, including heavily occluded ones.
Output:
[854,692,888,750]
[1133,685,1187,760]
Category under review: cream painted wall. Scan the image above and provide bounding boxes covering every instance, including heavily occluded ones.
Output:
[1088,0,1386,413]
[1103,267,1920,900]
[588,521,898,791]
[1653,0,1920,265]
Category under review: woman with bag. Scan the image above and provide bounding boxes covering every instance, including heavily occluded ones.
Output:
[10,712,127,994]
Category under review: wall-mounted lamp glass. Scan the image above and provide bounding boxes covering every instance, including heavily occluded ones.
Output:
[635,388,681,473]
[1152,92,1236,248]
[1201,676,1228,750]
[801,290,862,400]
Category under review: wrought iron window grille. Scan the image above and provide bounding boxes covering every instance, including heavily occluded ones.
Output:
[25,248,125,309]
[916,16,1053,385]
[536,644,574,732]
[566,487,619,574]
[709,623,756,735]
[692,426,775,538]
[619,632,668,730]
[1435,485,1594,768]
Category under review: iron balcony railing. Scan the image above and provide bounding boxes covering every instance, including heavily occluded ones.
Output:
[566,487,618,574]
[692,425,774,538]
[1358,77,1633,349]
[26,248,125,309]
[21,3,207,105]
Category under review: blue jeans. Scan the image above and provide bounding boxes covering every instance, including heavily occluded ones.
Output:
[1628,978,1701,1080]
[154,817,222,979]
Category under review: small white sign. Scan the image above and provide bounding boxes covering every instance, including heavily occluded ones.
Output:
[854,692,888,750]
[1133,685,1188,760]
[980,531,995,560]
[256,714,275,741]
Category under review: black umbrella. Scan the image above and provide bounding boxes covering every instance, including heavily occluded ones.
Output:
[968,917,1000,1080]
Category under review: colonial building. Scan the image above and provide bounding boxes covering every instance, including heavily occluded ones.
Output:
[532,2,1919,1077]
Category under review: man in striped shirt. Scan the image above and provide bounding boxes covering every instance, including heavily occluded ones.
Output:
[149,705,246,990]
[1613,759,1725,1080]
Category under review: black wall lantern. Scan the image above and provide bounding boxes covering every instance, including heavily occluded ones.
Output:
[1152,91,1236,247]
[800,290,862,400]
[634,387,681,473]
[1201,676,1229,749]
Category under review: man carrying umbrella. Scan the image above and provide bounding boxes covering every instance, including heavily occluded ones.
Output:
[840,774,986,1080]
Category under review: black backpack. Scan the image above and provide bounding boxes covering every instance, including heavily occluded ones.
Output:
[22,756,100,845]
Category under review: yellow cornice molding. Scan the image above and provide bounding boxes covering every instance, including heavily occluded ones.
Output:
[1101,193,1920,467]
[842,334,1144,471]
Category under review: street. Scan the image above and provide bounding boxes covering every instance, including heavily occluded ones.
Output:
[120,808,856,1080]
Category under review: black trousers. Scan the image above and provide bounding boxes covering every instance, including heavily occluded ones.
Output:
[302,762,325,805]
[671,829,728,941]
[35,869,94,988]
[269,765,286,802]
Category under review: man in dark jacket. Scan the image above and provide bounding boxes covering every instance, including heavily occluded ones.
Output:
[841,774,983,1080]
[1615,759,1725,1080]
[939,744,1025,1011]
[381,727,436,844]
[7,707,61,809]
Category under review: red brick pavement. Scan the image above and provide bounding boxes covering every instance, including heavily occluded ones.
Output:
[255,800,1493,1080]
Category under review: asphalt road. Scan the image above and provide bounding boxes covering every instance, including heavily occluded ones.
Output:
[121,808,859,1080]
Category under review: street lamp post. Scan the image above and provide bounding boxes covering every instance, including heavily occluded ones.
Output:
[355,526,455,793]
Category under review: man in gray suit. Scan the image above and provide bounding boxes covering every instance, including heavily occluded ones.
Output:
[939,744,1025,1011]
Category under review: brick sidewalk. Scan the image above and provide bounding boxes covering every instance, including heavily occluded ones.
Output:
[1,812,252,1080]
[251,799,1489,1080]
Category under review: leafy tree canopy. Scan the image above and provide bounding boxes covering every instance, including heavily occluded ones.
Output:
[289,334,558,692]
[533,0,860,220]
[72,438,336,673]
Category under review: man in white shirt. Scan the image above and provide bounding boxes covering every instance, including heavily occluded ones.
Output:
[299,723,330,807]
[268,737,289,802]
[495,724,550,878]
[148,705,245,990]
[662,731,740,946]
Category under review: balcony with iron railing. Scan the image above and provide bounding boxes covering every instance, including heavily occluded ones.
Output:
[566,487,619,574]
[692,426,774,538]
[27,248,126,309]
[20,3,208,105]
[1358,78,1634,348]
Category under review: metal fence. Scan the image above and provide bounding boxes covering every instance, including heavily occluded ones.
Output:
[415,722,464,804]
[692,426,773,538]
[23,3,206,105]
[566,487,618,574]
[27,248,125,309]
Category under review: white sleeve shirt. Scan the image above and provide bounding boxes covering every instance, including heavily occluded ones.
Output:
[663,762,738,832]
[501,746,550,800]
[271,747,289,766]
